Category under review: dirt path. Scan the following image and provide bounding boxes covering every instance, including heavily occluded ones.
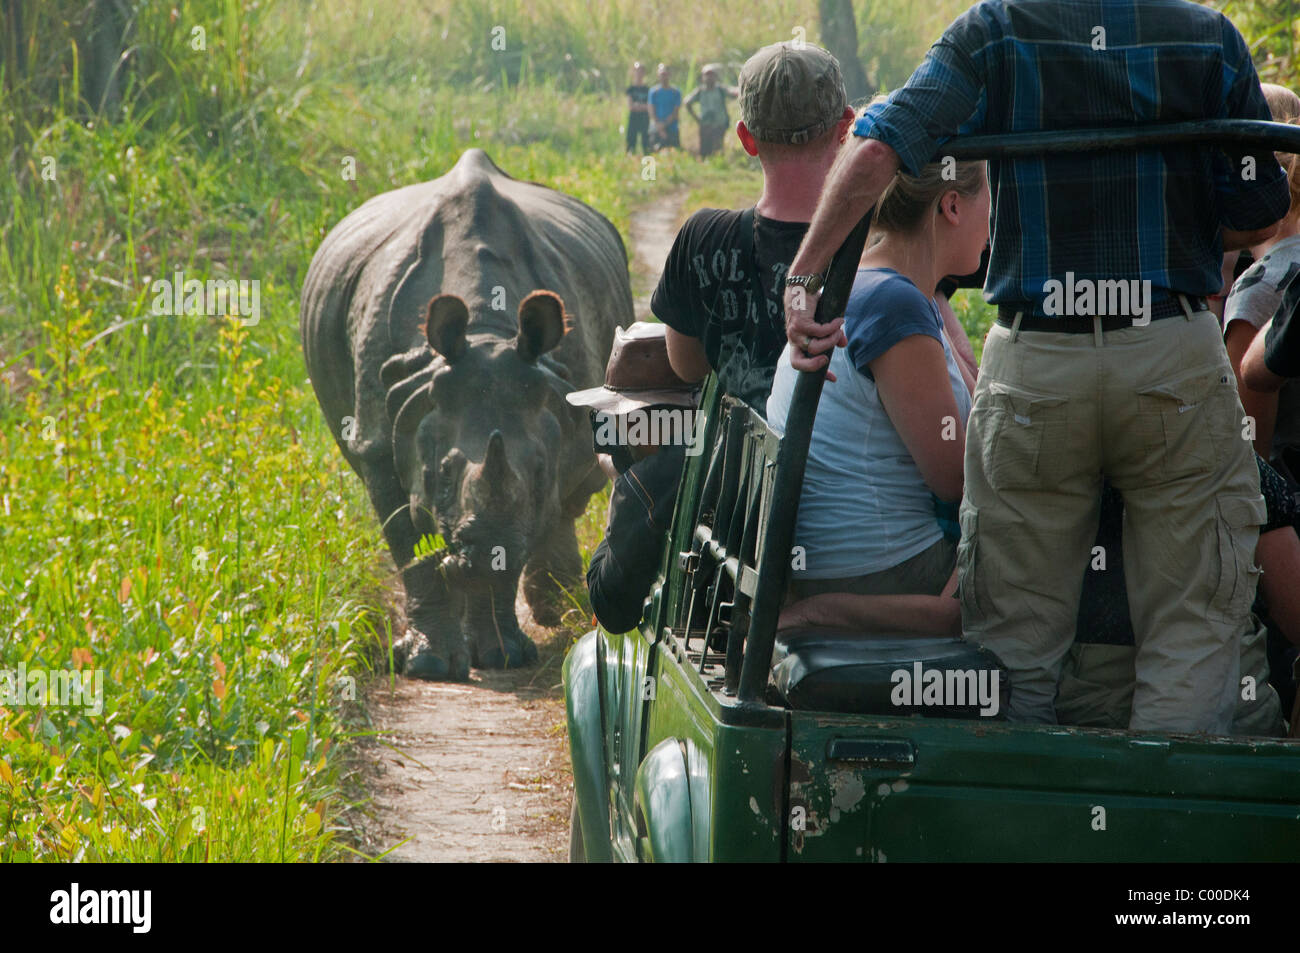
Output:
[356,614,573,863]
[356,189,689,863]
[630,187,691,319]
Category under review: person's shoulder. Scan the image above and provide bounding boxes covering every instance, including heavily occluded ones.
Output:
[654,209,744,317]
[1258,239,1300,282]
[1229,241,1300,313]
[1173,0,1235,31]
[1162,0,1246,47]
[677,207,744,244]
[844,271,940,369]
[848,269,934,317]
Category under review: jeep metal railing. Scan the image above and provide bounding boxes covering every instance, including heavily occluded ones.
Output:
[727,119,1300,704]
[676,395,779,694]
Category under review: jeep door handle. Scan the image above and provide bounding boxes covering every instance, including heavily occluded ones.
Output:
[826,738,916,768]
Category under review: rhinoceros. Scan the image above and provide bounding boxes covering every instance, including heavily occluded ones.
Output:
[300,149,632,680]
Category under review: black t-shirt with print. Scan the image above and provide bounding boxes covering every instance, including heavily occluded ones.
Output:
[626,84,649,114]
[651,208,808,411]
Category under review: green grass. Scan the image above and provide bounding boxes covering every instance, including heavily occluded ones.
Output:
[0,0,1289,862]
[0,0,763,861]
[951,289,997,362]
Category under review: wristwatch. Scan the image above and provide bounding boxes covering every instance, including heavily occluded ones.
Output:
[785,273,824,294]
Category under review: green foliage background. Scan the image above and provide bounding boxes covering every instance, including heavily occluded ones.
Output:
[0,0,1294,860]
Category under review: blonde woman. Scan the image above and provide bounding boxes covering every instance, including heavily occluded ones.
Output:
[767,158,989,635]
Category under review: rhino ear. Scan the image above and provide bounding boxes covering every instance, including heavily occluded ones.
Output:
[516,291,568,363]
[425,294,469,361]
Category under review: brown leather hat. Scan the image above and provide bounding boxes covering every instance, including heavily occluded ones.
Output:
[566,322,699,415]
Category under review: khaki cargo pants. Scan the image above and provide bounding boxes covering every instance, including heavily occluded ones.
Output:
[1055,620,1285,737]
[957,307,1265,733]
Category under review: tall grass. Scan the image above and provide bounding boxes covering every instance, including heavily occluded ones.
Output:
[2,0,1291,862]
[0,0,766,861]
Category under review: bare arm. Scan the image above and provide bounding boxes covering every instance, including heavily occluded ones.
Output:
[1223,224,1280,252]
[682,88,699,122]
[1258,527,1300,646]
[782,137,901,375]
[871,335,966,501]
[664,326,711,383]
[777,569,960,636]
[1225,320,1278,456]
[1210,251,1240,321]
[597,452,619,483]
[1241,318,1288,392]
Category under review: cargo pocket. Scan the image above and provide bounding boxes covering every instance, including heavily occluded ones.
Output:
[1135,366,1235,481]
[980,381,1070,491]
[955,507,984,620]
[1208,494,1267,624]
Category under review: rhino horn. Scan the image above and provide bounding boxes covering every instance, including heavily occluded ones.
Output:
[515,290,568,363]
[425,294,469,361]
[483,429,511,492]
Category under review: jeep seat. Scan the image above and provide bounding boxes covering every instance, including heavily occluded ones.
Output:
[770,627,1010,719]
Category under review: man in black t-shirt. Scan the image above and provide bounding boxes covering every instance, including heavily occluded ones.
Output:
[625,61,650,155]
[654,42,855,412]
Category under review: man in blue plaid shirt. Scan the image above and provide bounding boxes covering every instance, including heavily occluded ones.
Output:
[783,0,1291,733]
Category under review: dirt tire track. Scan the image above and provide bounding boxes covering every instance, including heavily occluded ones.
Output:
[357,616,573,863]
[631,187,690,320]
[356,186,690,862]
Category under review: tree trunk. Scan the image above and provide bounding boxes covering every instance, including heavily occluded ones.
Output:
[79,0,128,115]
[818,0,872,104]
[3,0,27,92]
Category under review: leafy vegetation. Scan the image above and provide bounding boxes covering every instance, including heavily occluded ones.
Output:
[0,0,769,862]
[1,0,1293,860]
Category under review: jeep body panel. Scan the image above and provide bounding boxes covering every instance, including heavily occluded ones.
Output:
[789,715,1300,862]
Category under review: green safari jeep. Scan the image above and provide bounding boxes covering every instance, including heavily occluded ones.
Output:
[563,121,1300,862]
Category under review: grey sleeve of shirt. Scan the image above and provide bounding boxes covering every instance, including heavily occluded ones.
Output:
[1224,266,1283,331]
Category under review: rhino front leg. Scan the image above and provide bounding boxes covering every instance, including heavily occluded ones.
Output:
[462,576,537,669]
[522,519,585,628]
[360,458,470,681]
